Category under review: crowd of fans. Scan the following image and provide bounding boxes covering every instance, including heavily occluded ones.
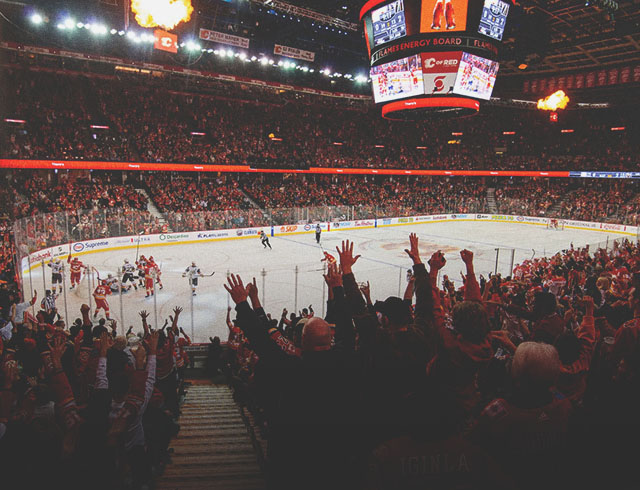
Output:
[0,294,192,488]
[218,235,640,489]
[1,66,638,171]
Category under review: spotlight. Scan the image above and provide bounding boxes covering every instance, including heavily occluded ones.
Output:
[30,13,43,25]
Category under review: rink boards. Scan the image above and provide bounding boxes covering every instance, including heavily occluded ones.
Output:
[21,213,638,275]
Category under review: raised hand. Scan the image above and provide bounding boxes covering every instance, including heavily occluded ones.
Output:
[99,331,114,357]
[323,262,343,288]
[460,249,474,266]
[336,240,361,275]
[147,330,160,355]
[246,277,259,301]
[359,280,371,300]
[173,306,183,317]
[581,295,595,315]
[404,233,422,265]
[133,345,147,370]
[224,274,249,304]
[2,360,18,389]
[80,304,90,314]
[428,251,446,271]
[48,336,67,369]
[139,310,149,321]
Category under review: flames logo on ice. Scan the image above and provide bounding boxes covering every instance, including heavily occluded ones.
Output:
[537,90,570,111]
[131,0,194,30]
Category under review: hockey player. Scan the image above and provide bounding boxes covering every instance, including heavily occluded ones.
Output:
[321,251,337,265]
[93,280,111,319]
[144,261,155,298]
[260,230,272,250]
[183,262,202,296]
[47,258,65,294]
[121,259,138,291]
[148,256,163,289]
[68,256,86,290]
[315,224,322,244]
[105,273,120,294]
[136,255,148,288]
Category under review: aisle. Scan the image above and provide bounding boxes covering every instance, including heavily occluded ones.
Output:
[156,383,265,490]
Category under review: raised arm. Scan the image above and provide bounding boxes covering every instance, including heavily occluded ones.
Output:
[224,274,289,362]
[170,306,182,336]
[226,306,234,330]
[405,233,435,333]
[460,249,482,302]
[324,262,355,351]
[563,295,596,375]
[139,310,150,336]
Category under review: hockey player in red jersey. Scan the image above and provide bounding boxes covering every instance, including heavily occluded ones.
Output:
[321,251,337,265]
[68,255,86,289]
[93,280,111,319]
[148,256,163,290]
[144,262,155,297]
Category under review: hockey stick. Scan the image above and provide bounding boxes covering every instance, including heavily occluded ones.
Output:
[202,271,216,277]
[134,231,144,264]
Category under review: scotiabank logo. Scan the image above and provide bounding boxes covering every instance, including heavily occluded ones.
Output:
[433,76,447,92]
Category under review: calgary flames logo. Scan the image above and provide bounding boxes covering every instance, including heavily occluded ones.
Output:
[131,0,194,31]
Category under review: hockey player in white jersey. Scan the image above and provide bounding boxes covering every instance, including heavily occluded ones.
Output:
[47,258,65,294]
[121,259,138,291]
[183,262,202,296]
[105,273,120,294]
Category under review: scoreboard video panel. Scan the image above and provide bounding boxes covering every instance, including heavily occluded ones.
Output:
[420,0,469,33]
[372,0,408,47]
[371,54,424,103]
[478,0,510,41]
[360,0,513,118]
[452,51,499,100]
[421,51,461,95]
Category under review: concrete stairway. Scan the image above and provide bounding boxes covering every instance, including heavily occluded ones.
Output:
[156,383,265,490]
[546,189,576,217]
[486,187,498,213]
[136,188,172,231]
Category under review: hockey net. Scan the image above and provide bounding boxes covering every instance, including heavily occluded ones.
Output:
[546,218,565,230]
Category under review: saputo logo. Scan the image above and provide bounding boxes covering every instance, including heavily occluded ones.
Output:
[159,234,189,241]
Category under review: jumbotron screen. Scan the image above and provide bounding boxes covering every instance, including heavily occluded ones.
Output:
[371,0,408,47]
[478,0,510,41]
[361,0,512,118]
[371,54,424,102]
[452,52,499,100]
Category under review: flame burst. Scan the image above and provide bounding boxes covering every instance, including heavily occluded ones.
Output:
[537,90,570,111]
[131,0,194,31]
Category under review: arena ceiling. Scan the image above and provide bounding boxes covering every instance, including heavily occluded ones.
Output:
[291,0,640,77]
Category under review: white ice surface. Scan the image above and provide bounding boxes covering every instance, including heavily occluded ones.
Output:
[24,221,626,342]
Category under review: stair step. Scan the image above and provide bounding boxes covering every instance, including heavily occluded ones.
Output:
[156,478,265,490]
[157,384,265,489]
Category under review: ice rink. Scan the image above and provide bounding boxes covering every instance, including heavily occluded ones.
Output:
[24,220,628,342]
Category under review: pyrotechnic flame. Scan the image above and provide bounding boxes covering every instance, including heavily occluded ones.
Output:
[537,90,570,111]
[131,0,194,30]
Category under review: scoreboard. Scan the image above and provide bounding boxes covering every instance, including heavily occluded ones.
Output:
[360,0,514,118]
